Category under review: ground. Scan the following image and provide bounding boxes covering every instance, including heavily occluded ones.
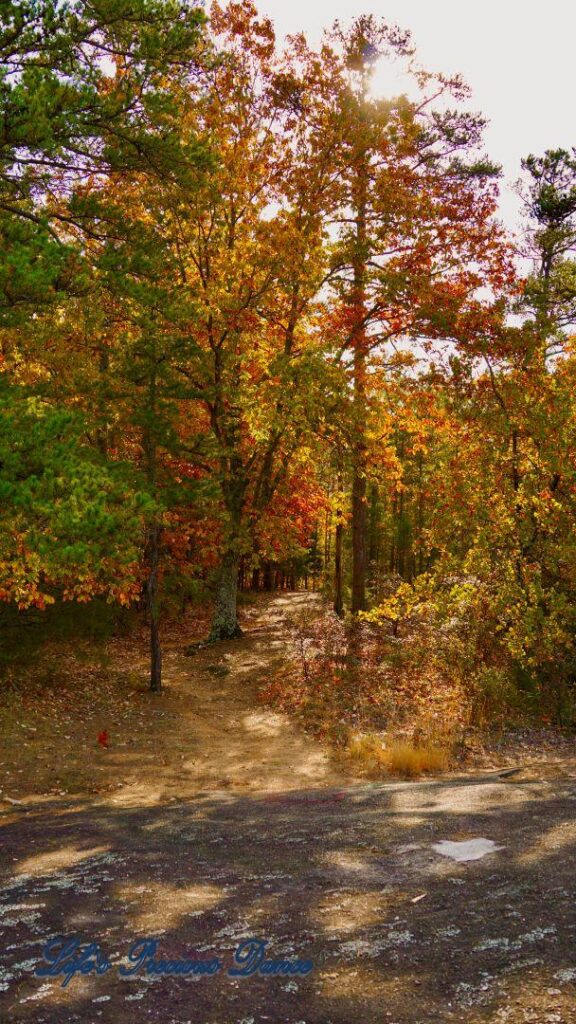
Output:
[1,593,575,1023]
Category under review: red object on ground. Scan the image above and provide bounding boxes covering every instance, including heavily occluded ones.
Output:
[97,730,109,748]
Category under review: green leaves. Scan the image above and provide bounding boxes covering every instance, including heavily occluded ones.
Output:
[0,0,209,317]
[0,378,154,607]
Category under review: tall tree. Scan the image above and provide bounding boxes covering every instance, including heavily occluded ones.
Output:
[0,0,210,687]
[520,148,576,355]
[158,1,338,642]
[317,16,510,612]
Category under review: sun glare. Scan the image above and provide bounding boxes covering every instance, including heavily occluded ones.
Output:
[368,56,418,101]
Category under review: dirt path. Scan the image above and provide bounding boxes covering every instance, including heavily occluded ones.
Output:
[1,593,576,1023]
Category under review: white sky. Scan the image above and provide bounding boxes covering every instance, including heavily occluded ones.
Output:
[256,0,576,235]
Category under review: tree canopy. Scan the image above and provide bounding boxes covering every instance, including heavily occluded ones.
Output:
[2,0,576,717]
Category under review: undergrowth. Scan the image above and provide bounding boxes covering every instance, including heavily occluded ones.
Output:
[259,596,575,778]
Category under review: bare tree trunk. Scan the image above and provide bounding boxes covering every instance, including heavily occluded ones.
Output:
[417,451,424,574]
[350,316,368,609]
[208,469,246,642]
[350,112,369,614]
[209,546,243,642]
[143,364,163,693]
[324,506,331,574]
[334,463,344,616]
[146,522,162,692]
[351,424,367,612]
[334,511,344,617]
[96,345,110,457]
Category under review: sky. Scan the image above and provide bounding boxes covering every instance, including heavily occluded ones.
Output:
[255,0,576,234]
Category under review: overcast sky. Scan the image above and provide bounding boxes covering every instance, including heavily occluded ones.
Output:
[255,0,576,234]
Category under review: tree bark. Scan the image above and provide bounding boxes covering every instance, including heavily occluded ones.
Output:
[351,431,367,612]
[143,366,162,693]
[208,465,247,641]
[334,509,344,617]
[209,546,243,642]
[324,506,331,574]
[146,521,162,692]
[350,106,369,614]
[263,561,273,591]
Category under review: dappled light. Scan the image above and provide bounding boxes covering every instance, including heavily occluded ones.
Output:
[311,890,391,934]
[388,780,539,815]
[14,846,112,879]
[116,882,225,934]
[518,820,576,865]
[2,756,576,1021]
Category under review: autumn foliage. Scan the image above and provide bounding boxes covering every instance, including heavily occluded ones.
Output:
[1,0,576,733]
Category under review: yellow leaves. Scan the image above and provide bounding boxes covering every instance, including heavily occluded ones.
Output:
[362,576,432,627]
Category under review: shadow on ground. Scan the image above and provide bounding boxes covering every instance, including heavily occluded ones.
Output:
[1,772,576,1023]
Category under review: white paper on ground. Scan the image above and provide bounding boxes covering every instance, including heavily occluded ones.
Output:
[432,838,503,862]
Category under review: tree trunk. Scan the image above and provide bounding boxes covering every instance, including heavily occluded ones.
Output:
[146,522,162,692]
[263,561,273,591]
[142,366,162,693]
[416,451,424,575]
[96,345,110,456]
[351,439,367,612]
[389,482,398,573]
[208,470,247,642]
[209,547,243,642]
[368,481,381,591]
[324,507,331,573]
[350,113,369,614]
[334,509,344,617]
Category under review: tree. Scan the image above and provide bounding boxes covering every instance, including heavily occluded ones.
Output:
[0,0,210,688]
[0,374,153,611]
[358,148,576,705]
[314,15,511,612]
[0,0,208,317]
[520,148,576,355]
[156,1,338,642]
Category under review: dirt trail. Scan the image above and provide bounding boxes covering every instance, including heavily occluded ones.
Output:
[133,591,354,803]
[1,593,576,1024]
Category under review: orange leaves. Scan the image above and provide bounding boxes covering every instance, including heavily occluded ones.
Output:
[250,464,329,559]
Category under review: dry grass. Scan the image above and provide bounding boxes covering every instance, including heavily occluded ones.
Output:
[347,734,383,763]
[383,740,449,778]
[346,734,449,778]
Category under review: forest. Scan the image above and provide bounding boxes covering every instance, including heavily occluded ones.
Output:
[3,0,576,733]
[2,3,576,1022]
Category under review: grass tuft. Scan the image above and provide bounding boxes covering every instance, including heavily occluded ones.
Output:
[382,740,449,778]
[346,734,449,778]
